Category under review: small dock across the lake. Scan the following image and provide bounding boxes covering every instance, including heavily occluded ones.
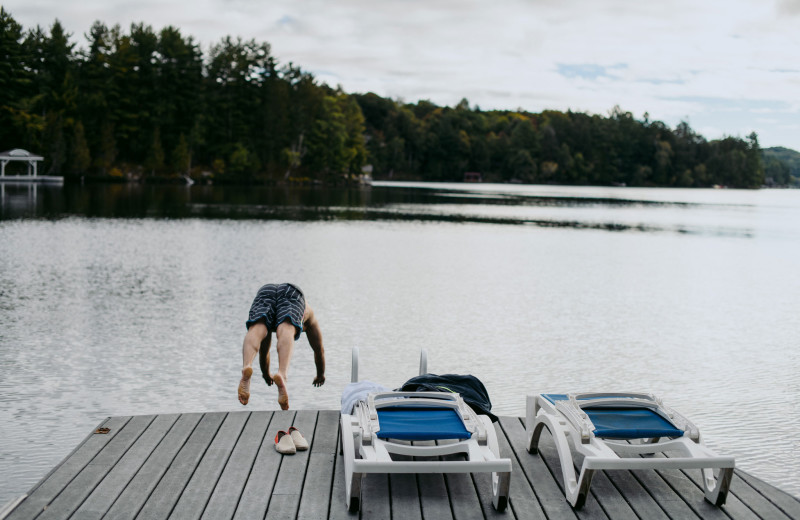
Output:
[2,410,799,519]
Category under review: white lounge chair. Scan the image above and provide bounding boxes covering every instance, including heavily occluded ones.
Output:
[526,392,734,509]
[340,348,511,512]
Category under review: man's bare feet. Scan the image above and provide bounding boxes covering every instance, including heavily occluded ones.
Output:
[272,372,290,410]
[238,366,253,405]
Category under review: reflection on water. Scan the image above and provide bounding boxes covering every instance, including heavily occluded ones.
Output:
[1,182,799,506]
[2,181,799,241]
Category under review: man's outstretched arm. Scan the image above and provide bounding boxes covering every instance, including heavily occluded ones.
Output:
[304,309,326,386]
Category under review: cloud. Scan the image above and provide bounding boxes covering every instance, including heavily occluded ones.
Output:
[777,0,800,15]
[276,15,298,29]
[555,63,627,80]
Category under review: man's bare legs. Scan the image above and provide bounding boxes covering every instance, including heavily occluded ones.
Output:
[258,334,273,386]
[271,321,296,410]
[239,322,268,405]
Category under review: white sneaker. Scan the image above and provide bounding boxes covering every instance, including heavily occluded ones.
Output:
[274,430,296,454]
[288,426,309,451]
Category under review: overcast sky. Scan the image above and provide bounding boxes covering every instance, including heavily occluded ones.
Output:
[5,0,800,150]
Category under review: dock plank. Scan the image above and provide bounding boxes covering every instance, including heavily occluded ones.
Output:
[439,440,484,520]
[653,467,744,520]
[493,420,546,520]
[103,413,203,520]
[297,410,341,520]
[6,416,132,520]
[689,470,793,520]
[575,468,637,520]
[604,470,672,520]
[735,471,800,518]
[310,410,340,454]
[414,441,454,520]
[418,473,454,520]
[443,472,483,520]
[135,412,226,520]
[171,411,250,519]
[389,440,422,520]
[72,413,180,519]
[470,423,517,520]
[201,411,271,520]
[529,427,614,520]
[327,433,357,520]
[35,415,156,520]
[359,473,391,520]
[497,417,579,520]
[473,471,516,520]
[233,410,293,520]
[265,410,316,520]
[297,453,336,520]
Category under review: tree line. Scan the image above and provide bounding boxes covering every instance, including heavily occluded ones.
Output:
[0,8,776,188]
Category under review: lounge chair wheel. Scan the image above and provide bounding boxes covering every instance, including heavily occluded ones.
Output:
[574,492,587,509]
[494,495,508,512]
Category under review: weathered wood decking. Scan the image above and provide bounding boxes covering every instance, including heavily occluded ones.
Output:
[3,410,799,519]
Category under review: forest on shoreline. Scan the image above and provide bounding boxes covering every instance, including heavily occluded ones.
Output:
[1,9,797,188]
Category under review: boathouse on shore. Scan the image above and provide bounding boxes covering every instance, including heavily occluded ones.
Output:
[0,149,44,177]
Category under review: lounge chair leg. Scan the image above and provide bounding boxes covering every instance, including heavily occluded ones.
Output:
[340,414,363,511]
[347,473,362,512]
[527,421,545,454]
[492,471,510,512]
[703,467,733,506]
[570,467,594,509]
[526,395,540,453]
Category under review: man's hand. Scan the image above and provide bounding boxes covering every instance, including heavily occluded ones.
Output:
[312,374,326,387]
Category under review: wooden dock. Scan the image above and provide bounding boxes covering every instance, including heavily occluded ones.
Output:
[2,410,799,519]
[0,175,63,184]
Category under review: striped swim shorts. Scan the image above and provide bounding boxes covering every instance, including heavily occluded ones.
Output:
[246,283,306,340]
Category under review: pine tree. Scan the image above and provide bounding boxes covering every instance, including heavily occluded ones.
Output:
[171,134,190,176]
[70,120,91,174]
[0,8,35,146]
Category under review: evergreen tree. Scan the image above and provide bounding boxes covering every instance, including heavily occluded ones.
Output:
[43,112,66,173]
[79,21,113,168]
[306,95,348,180]
[171,133,190,175]
[0,8,37,147]
[156,26,203,164]
[340,95,368,175]
[96,119,117,174]
[145,126,165,175]
[69,120,91,174]
[0,8,28,110]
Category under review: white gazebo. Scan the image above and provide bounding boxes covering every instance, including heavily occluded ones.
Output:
[0,149,62,184]
[1,148,44,176]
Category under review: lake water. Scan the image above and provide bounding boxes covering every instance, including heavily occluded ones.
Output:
[1,181,799,506]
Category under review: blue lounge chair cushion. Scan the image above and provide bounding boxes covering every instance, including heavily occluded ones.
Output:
[376,407,472,441]
[542,394,684,440]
